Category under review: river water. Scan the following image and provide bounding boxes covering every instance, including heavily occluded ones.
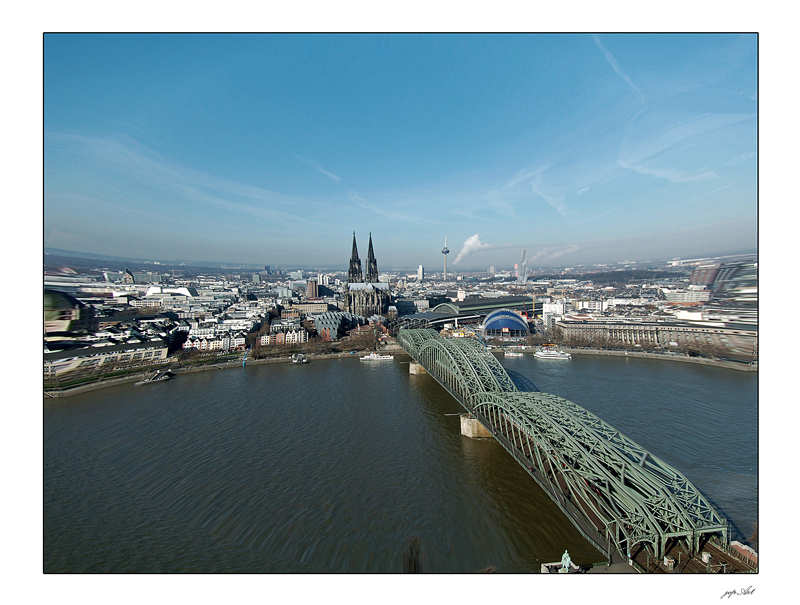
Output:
[43,353,757,573]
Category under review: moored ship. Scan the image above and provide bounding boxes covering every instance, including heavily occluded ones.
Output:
[360,352,394,361]
[533,348,572,360]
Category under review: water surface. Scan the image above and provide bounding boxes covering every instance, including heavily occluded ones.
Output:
[44,354,757,572]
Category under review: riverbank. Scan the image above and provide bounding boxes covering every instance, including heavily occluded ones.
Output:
[558,348,756,372]
[43,340,752,399]
[44,347,406,398]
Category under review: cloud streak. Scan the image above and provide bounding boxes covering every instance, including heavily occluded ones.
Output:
[346,191,437,226]
[726,152,757,165]
[592,35,645,104]
[45,132,329,226]
[530,169,568,217]
[617,114,753,184]
[294,154,342,182]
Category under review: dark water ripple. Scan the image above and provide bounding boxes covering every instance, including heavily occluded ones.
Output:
[44,355,756,572]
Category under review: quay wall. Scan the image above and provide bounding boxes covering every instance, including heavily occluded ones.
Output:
[558,348,756,372]
[44,351,366,398]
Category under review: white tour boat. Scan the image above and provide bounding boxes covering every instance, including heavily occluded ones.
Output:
[504,350,524,357]
[533,348,572,360]
[360,352,394,361]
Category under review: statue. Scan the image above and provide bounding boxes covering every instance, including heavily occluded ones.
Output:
[559,550,572,573]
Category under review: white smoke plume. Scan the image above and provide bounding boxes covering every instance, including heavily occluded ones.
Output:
[528,245,580,265]
[452,234,494,265]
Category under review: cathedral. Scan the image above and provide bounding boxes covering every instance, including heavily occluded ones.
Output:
[346,232,391,317]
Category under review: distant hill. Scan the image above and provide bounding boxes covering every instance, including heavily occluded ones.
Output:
[44,248,263,272]
[537,269,688,285]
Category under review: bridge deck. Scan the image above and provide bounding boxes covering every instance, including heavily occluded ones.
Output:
[397,329,734,566]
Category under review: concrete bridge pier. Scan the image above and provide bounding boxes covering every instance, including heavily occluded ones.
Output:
[409,362,427,375]
[460,413,492,438]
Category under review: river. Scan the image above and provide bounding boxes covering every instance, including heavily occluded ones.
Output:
[43,352,757,573]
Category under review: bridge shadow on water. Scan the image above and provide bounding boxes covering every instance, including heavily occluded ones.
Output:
[505,369,539,392]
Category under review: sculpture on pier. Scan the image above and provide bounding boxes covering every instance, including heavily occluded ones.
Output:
[559,550,572,573]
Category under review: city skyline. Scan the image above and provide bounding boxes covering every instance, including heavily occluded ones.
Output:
[44,34,757,269]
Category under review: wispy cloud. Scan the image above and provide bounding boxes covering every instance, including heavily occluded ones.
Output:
[478,168,537,220]
[294,154,342,182]
[617,158,716,184]
[617,114,753,184]
[726,152,757,165]
[530,167,568,217]
[482,165,568,220]
[346,191,437,226]
[45,132,327,226]
[484,191,519,219]
[592,35,645,104]
[577,186,590,195]
[61,109,149,136]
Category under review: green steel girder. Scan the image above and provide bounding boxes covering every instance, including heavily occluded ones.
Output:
[396,328,729,560]
[399,329,517,397]
[469,392,727,558]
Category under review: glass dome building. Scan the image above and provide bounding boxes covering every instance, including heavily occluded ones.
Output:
[481,308,530,339]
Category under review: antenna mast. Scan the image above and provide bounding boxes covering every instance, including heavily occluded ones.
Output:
[442,236,450,281]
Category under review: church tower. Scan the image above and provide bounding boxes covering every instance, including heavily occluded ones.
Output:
[365,232,379,284]
[348,232,363,283]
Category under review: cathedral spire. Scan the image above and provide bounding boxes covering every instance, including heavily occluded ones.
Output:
[365,232,379,283]
[348,231,363,283]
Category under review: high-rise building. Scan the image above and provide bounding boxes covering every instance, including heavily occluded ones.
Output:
[517,249,528,285]
[417,265,424,281]
[307,279,319,298]
[252,273,261,284]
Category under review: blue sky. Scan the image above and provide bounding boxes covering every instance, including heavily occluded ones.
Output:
[44,34,757,270]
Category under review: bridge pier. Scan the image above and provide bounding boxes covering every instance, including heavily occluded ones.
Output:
[409,362,427,375]
[460,413,492,438]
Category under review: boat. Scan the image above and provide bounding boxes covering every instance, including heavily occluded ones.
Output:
[135,370,174,385]
[533,348,572,360]
[360,352,394,361]
[504,350,524,357]
[291,354,309,364]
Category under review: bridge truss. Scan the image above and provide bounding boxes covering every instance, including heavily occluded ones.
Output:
[397,328,728,561]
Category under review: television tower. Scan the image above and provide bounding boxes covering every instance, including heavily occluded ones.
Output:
[442,236,450,281]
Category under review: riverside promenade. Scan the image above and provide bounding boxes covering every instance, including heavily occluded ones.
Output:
[43,339,752,399]
[44,349,388,398]
[557,347,756,372]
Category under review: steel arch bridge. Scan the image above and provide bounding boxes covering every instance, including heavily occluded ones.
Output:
[397,328,728,562]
